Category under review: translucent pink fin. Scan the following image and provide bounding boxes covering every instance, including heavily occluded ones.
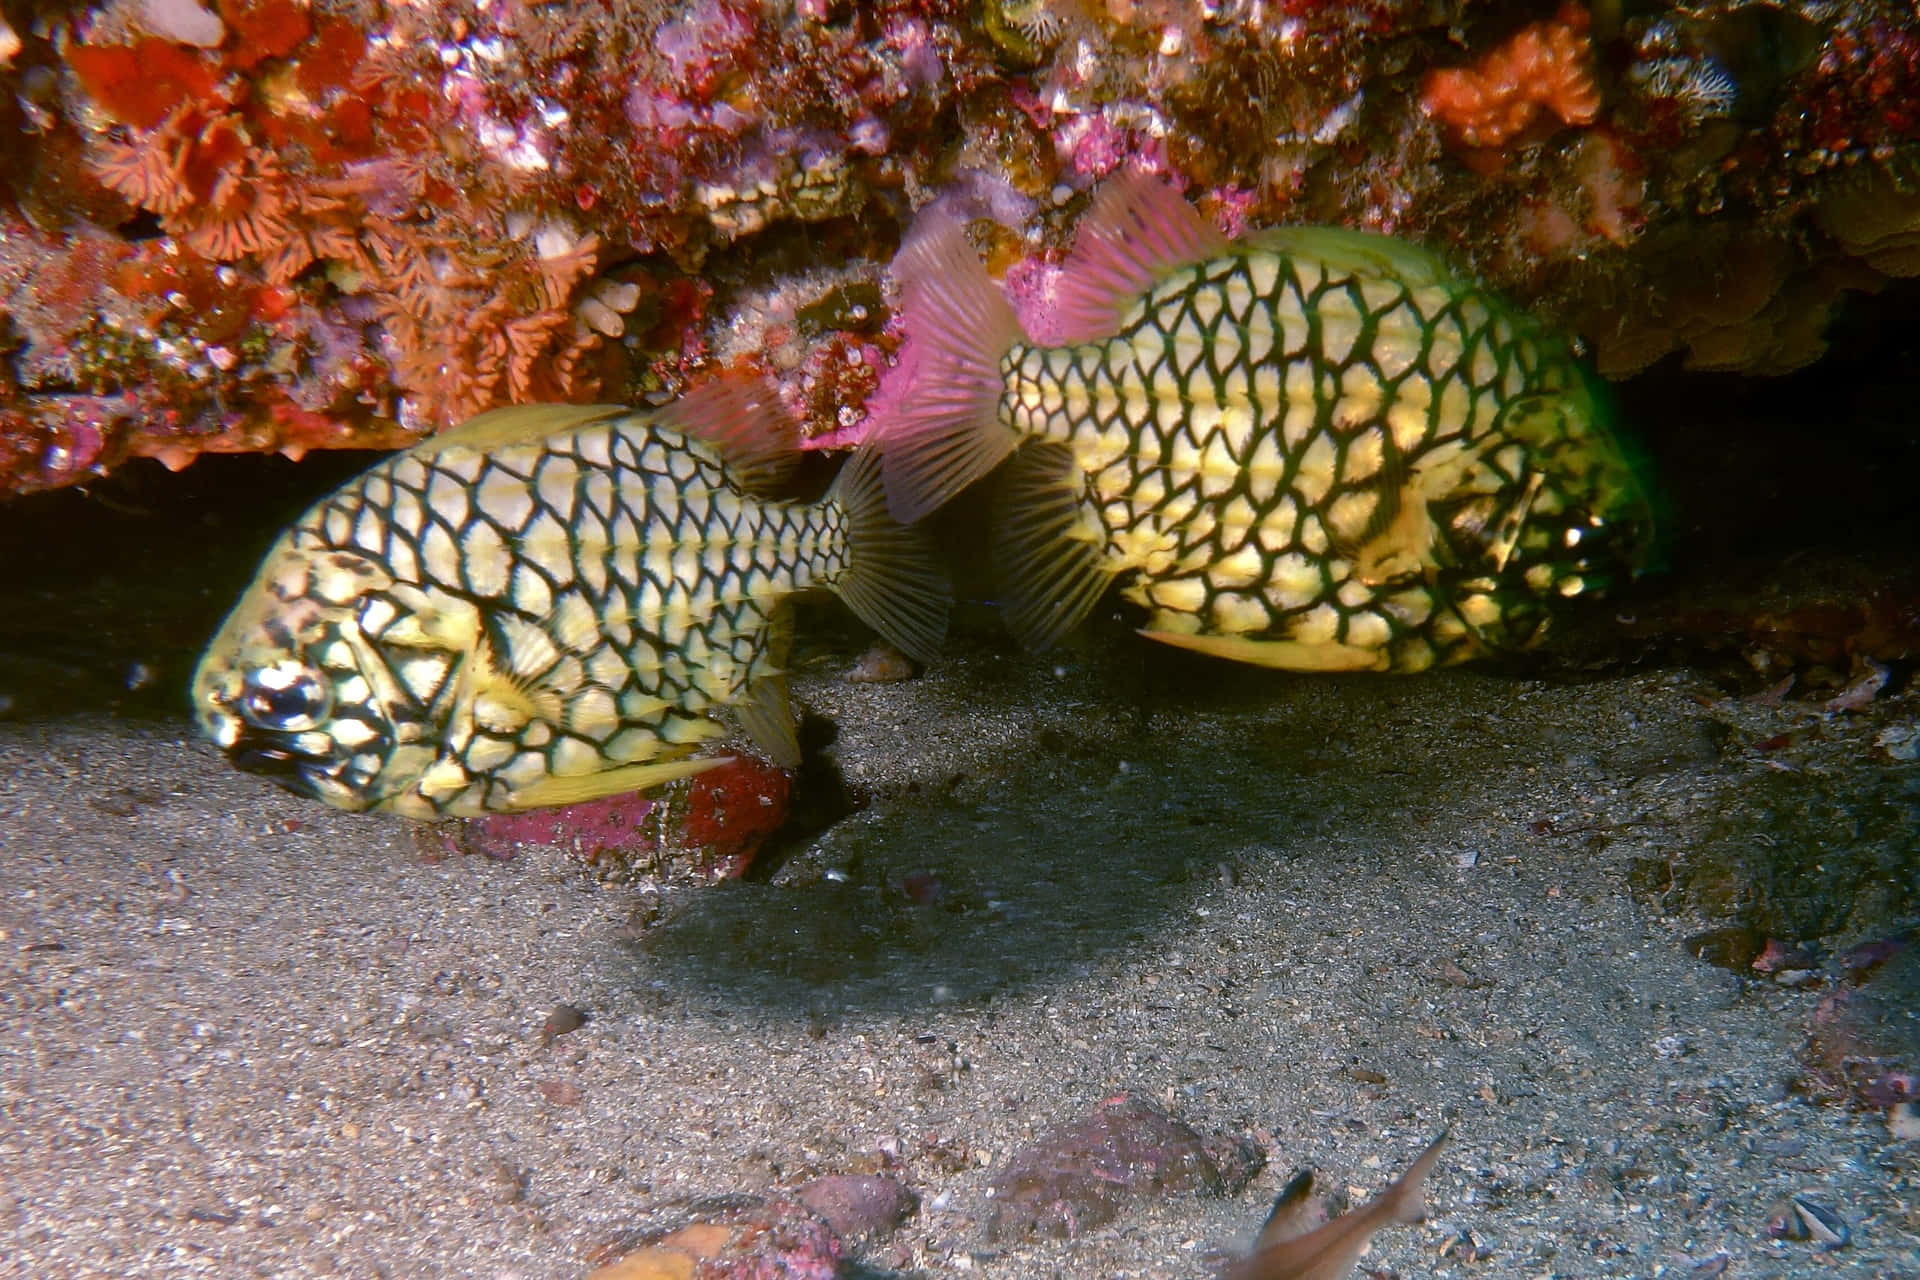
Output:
[659,374,801,494]
[1052,171,1230,344]
[827,443,951,664]
[873,214,1026,524]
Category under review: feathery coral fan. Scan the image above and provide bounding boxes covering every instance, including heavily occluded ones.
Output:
[71,4,638,438]
[359,216,624,428]
[94,104,294,260]
[1420,3,1601,150]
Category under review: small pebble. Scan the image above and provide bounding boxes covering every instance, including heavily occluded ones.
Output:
[795,1174,917,1239]
[848,643,915,683]
[537,1079,584,1106]
[1874,723,1919,760]
[541,1003,589,1046]
[588,1197,840,1279]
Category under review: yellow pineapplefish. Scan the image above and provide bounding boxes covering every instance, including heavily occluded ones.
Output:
[193,380,947,818]
[876,173,1657,672]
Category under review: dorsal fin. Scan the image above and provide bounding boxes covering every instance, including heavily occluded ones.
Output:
[1050,171,1231,344]
[657,374,802,494]
[417,404,630,457]
[1243,225,1458,291]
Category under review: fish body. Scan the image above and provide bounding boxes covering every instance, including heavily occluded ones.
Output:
[876,175,1657,671]
[193,383,946,818]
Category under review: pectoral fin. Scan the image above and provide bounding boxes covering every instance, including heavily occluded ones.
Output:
[994,442,1116,650]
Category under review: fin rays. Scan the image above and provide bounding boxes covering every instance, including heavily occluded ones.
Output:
[1052,170,1230,343]
[1227,1131,1448,1280]
[872,214,1025,523]
[504,755,729,811]
[659,374,801,493]
[829,444,951,664]
[992,443,1116,650]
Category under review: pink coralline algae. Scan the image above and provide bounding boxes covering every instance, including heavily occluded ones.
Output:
[442,756,791,880]
[5,0,1920,494]
[987,1092,1264,1241]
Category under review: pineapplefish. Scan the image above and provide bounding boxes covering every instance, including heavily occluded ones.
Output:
[875,173,1657,671]
[193,380,947,818]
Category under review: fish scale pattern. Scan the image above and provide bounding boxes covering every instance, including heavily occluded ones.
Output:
[1000,240,1623,672]
[205,412,852,817]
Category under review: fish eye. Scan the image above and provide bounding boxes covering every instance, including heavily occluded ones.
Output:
[240,661,332,732]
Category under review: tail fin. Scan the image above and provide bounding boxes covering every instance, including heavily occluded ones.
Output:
[872,213,1027,523]
[826,444,951,664]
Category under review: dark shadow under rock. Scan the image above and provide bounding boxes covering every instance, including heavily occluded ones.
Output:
[1664,768,1920,942]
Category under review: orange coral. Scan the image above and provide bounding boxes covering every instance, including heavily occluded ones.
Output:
[219,0,314,69]
[1420,4,1601,150]
[58,0,657,459]
[96,84,617,427]
[362,220,615,426]
[94,105,293,261]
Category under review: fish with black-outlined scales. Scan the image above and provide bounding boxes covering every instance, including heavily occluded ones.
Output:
[192,379,948,818]
[874,173,1658,672]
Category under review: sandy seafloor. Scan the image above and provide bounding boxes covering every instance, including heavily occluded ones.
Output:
[3,630,1917,1280]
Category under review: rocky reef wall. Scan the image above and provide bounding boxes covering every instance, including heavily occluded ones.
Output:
[1,0,1918,496]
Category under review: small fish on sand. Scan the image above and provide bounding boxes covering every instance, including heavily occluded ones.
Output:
[1226,1130,1450,1280]
[193,379,948,817]
[872,173,1657,672]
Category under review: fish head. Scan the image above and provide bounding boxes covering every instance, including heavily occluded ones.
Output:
[193,544,438,812]
[1415,385,1658,656]
[1441,389,1659,603]
[1504,383,1662,598]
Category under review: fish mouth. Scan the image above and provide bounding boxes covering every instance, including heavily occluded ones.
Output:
[227,740,329,798]
[228,741,312,775]
[224,733,367,810]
